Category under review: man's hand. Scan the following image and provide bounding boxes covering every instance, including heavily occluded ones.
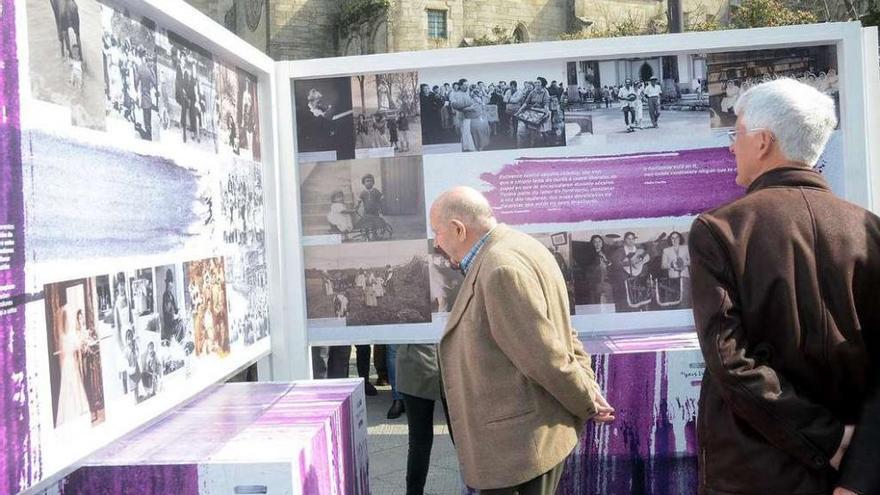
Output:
[832,488,857,495]
[830,425,855,470]
[592,391,615,423]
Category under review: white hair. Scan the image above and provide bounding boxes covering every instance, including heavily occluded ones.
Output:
[434,187,497,233]
[733,78,837,167]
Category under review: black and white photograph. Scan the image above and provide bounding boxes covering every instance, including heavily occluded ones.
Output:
[111,271,133,350]
[220,157,265,248]
[156,30,218,154]
[43,278,106,427]
[135,329,163,403]
[224,250,269,347]
[236,69,262,162]
[303,240,431,326]
[215,60,240,157]
[419,62,568,154]
[707,46,839,128]
[571,227,692,315]
[531,232,575,315]
[293,77,356,163]
[351,72,422,158]
[154,263,193,375]
[428,240,463,314]
[26,0,106,130]
[129,268,155,317]
[300,156,426,242]
[91,273,128,404]
[101,6,160,141]
[564,56,711,146]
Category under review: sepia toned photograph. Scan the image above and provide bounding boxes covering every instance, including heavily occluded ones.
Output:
[156,30,218,154]
[303,240,431,326]
[351,72,422,158]
[101,6,160,141]
[300,156,426,242]
[44,278,106,427]
[571,227,692,315]
[564,55,711,146]
[707,46,839,129]
[293,77,356,162]
[184,257,231,356]
[26,0,106,130]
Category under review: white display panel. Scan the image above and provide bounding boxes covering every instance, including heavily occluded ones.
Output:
[3,0,283,492]
[277,23,879,347]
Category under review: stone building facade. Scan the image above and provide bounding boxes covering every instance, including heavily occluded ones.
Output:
[186,0,731,60]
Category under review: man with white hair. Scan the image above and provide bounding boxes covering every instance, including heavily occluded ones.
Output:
[430,187,614,494]
[690,78,879,495]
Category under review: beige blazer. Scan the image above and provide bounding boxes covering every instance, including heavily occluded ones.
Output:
[438,225,600,490]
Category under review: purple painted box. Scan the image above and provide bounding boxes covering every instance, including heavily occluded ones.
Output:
[40,380,369,495]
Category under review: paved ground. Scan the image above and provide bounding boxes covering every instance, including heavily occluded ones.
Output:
[365,383,463,495]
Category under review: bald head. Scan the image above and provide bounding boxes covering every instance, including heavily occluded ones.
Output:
[429,187,498,265]
[431,187,497,233]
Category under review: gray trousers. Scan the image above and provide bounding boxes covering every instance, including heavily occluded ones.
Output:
[479,459,566,495]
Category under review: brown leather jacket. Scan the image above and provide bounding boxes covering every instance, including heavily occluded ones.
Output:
[690,166,880,495]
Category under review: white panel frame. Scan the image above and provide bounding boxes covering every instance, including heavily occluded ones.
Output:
[276,22,880,346]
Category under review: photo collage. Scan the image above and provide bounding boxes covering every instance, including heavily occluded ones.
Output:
[24,0,270,434]
[292,45,844,332]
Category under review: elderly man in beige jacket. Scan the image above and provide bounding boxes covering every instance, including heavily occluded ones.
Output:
[430,187,614,494]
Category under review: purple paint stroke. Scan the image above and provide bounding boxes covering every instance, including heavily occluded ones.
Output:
[0,0,31,493]
[479,148,742,225]
[60,464,199,495]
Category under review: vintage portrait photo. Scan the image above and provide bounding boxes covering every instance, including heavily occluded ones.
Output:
[101,6,160,141]
[224,250,269,347]
[156,30,218,154]
[303,240,431,326]
[707,46,839,129]
[564,55,711,146]
[215,62,262,161]
[184,257,231,357]
[428,240,463,315]
[293,77,356,163]
[351,72,422,158]
[154,263,193,375]
[571,227,692,315]
[419,61,568,154]
[220,157,265,249]
[300,156,426,242]
[43,278,106,427]
[26,0,106,130]
[531,232,575,314]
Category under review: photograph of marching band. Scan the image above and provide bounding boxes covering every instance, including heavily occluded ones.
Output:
[26,0,106,130]
[564,55,711,146]
[707,45,839,129]
[293,77,356,163]
[300,156,426,242]
[352,72,422,158]
[418,61,568,154]
[303,240,431,326]
[570,227,692,314]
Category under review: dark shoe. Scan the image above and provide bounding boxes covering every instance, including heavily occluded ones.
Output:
[364,381,378,396]
[375,377,390,387]
[386,399,405,419]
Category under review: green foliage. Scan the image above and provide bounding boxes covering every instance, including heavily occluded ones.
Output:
[560,12,645,40]
[337,0,390,33]
[470,25,520,46]
[861,3,880,26]
[729,0,818,28]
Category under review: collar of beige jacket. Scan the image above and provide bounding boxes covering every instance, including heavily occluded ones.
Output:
[441,224,509,340]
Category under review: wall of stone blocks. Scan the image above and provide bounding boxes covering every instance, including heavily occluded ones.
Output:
[269,0,340,60]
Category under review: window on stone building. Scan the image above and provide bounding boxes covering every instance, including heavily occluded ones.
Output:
[427,9,447,39]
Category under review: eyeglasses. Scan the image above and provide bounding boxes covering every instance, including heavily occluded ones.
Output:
[727,128,774,143]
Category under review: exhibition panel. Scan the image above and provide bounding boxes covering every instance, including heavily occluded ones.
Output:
[2,0,279,492]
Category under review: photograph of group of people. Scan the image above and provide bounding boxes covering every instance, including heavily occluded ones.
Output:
[300,156,426,242]
[220,159,265,248]
[707,45,839,128]
[224,251,270,347]
[570,227,692,314]
[419,75,567,154]
[184,257,231,357]
[564,56,711,146]
[26,0,262,162]
[352,72,421,158]
[303,240,431,326]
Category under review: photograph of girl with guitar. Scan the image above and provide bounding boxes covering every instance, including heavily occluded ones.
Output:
[572,228,693,314]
